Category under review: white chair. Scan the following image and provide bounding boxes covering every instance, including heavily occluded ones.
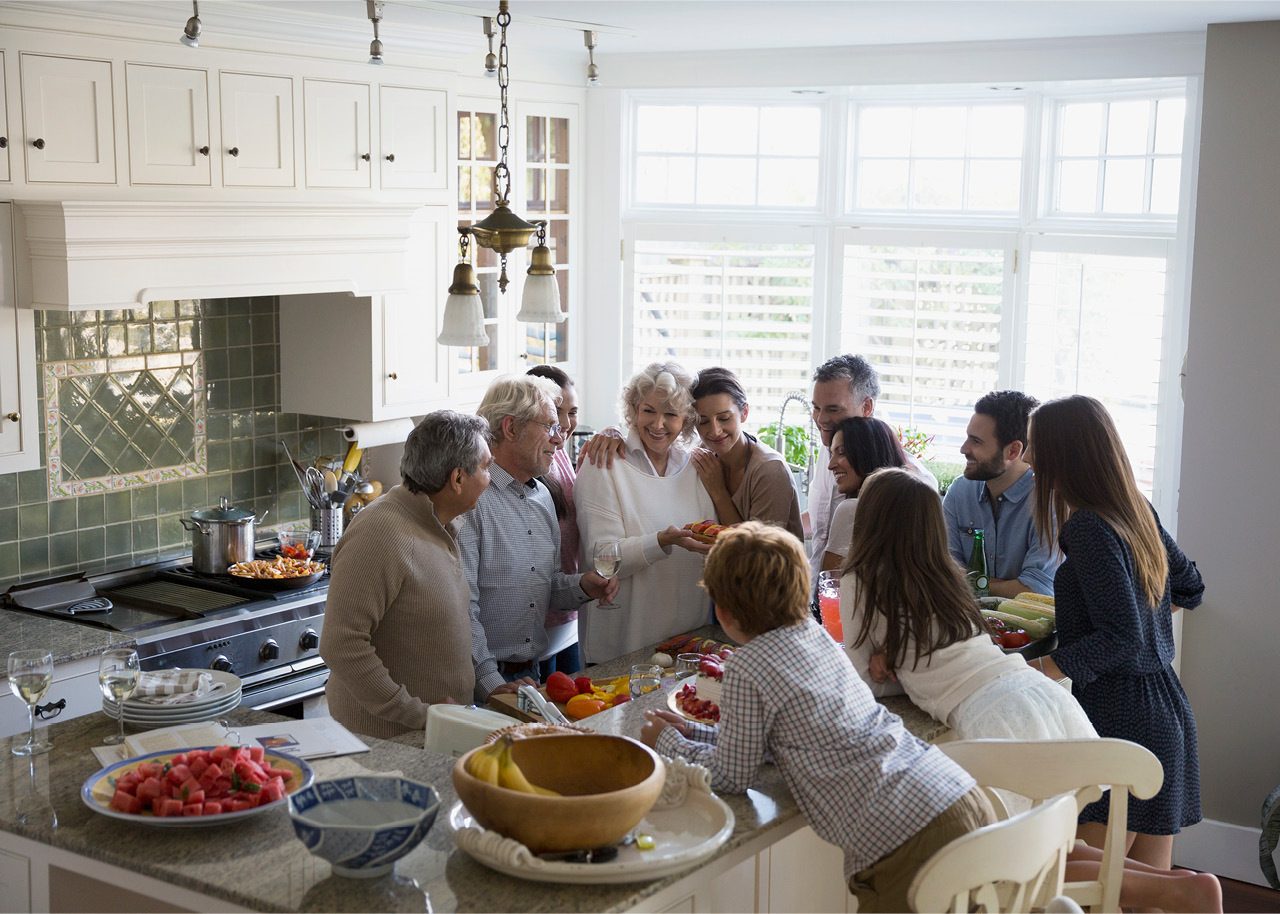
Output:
[908,792,1079,913]
[937,738,1164,913]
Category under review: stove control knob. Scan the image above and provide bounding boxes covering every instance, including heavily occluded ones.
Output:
[299,629,320,651]
[210,655,234,673]
[259,639,280,662]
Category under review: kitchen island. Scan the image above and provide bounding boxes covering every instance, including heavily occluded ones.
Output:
[0,635,946,913]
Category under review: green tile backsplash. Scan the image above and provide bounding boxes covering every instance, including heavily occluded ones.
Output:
[0,298,347,588]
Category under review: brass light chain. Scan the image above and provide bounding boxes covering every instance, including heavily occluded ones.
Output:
[493,1,512,207]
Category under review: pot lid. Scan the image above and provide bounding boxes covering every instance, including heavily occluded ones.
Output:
[191,496,256,524]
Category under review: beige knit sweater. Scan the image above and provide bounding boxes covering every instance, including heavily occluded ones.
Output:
[320,485,474,739]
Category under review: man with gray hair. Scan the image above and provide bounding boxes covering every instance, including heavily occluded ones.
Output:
[321,410,509,739]
[459,375,617,695]
[806,354,938,578]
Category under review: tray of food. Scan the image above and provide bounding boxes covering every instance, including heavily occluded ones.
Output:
[979,593,1057,660]
[226,556,327,590]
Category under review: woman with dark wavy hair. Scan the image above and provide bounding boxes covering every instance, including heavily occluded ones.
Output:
[819,416,909,572]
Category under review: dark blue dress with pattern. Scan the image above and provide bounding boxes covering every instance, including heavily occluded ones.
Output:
[1051,508,1205,834]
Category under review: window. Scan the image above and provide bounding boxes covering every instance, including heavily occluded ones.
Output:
[633,104,822,208]
[522,112,572,365]
[1048,95,1186,216]
[848,103,1025,214]
[1024,240,1171,495]
[839,236,1012,453]
[630,234,814,422]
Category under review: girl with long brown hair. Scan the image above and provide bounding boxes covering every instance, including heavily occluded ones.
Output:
[839,467,1096,744]
[1029,395,1205,871]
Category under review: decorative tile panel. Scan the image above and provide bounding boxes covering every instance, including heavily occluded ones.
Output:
[44,353,207,499]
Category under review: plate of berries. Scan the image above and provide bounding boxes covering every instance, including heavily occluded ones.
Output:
[668,654,725,724]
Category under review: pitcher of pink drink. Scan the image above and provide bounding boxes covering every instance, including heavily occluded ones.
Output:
[816,571,844,643]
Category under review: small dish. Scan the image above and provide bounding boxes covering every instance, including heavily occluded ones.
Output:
[278,529,321,560]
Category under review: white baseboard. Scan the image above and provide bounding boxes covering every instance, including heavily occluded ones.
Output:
[1174,818,1272,886]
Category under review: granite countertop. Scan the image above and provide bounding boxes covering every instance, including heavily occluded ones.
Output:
[0,629,948,913]
[0,608,135,670]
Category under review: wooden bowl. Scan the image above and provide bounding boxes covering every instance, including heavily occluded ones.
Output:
[451,734,665,854]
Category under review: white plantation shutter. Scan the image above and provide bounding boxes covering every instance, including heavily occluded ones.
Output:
[838,237,1013,455]
[631,238,815,424]
[1024,240,1171,497]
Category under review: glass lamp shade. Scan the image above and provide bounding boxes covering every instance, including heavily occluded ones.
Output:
[516,273,563,323]
[437,292,488,346]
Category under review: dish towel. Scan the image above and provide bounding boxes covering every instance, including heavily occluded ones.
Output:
[129,669,222,705]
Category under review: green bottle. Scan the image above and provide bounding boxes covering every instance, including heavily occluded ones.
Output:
[967,528,990,597]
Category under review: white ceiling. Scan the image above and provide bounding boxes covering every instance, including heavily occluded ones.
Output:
[10,0,1280,56]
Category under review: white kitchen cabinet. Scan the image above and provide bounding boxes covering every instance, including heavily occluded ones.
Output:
[219,71,295,188]
[124,63,211,186]
[379,84,447,190]
[303,78,371,189]
[0,656,103,739]
[0,53,10,182]
[761,825,853,913]
[19,54,116,184]
[0,203,38,474]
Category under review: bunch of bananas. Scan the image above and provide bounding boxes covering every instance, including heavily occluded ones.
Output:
[466,735,560,796]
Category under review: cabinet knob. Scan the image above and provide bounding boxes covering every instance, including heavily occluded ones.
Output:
[4,412,18,423]
[32,138,45,150]
[228,146,240,157]
[385,153,395,163]
[387,372,398,380]
[361,152,371,162]
[198,145,210,156]
[0,137,7,149]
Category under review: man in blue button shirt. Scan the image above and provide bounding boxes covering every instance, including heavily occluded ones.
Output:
[942,390,1059,597]
[460,375,618,699]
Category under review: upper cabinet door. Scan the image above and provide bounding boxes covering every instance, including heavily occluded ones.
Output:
[304,79,370,189]
[220,72,295,187]
[379,85,446,190]
[125,64,211,186]
[20,54,117,184]
[0,53,10,182]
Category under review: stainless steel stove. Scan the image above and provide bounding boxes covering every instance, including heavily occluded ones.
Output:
[2,551,331,714]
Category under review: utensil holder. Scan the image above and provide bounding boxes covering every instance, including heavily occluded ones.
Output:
[311,507,344,548]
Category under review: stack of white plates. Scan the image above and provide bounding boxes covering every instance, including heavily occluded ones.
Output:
[102,669,243,728]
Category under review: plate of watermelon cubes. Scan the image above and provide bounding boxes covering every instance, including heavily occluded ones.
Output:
[81,744,314,827]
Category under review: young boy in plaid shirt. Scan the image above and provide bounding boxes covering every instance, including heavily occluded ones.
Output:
[640,521,996,912]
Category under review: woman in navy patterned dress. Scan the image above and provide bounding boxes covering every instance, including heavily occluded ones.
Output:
[1028,395,1204,871]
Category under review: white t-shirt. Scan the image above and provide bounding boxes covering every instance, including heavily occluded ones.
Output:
[824,497,858,562]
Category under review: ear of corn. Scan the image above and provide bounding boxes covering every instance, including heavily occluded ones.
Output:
[980,608,1054,640]
[1015,592,1056,607]
[999,598,1056,621]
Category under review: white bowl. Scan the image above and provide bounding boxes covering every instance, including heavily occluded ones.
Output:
[288,776,440,878]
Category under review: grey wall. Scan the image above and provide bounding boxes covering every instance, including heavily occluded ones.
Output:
[1179,21,1280,829]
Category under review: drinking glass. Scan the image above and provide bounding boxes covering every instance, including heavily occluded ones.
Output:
[816,570,844,644]
[674,653,702,680]
[8,650,53,757]
[629,664,663,700]
[592,541,622,609]
[99,648,141,746]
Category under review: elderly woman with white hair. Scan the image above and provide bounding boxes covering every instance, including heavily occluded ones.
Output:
[574,361,717,663]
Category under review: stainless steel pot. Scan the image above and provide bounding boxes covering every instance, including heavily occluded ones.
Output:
[180,496,264,575]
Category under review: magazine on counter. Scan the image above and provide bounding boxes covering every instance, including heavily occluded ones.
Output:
[91,717,369,766]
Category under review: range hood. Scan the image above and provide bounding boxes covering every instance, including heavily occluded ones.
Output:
[12,200,428,310]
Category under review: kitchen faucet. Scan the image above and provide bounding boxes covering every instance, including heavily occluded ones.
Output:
[771,390,817,496]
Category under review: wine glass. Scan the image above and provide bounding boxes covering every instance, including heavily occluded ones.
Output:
[8,650,54,757]
[592,541,621,609]
[99,648,140,746]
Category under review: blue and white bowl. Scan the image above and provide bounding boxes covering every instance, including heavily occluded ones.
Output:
[288,776,440,878]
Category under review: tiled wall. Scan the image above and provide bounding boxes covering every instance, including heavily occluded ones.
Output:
[0,298,347,589]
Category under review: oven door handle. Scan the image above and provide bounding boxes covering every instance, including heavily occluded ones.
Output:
[292,656,325,672]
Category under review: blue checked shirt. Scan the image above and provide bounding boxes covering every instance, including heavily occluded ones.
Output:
[942,468,1060,595]
[457,463,591,698]
[657,619,974,877]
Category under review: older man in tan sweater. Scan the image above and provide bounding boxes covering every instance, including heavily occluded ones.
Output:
[321,410,504,739]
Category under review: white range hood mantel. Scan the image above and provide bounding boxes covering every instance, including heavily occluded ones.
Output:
[13,200,428,310]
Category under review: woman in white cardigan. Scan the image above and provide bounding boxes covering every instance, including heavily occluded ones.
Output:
[575,362,716,664]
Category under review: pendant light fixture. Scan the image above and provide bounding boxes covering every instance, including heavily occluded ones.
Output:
[437,231,489,346]
[454,1,538,296]
[180,0,201,47]
[516,222,564,323]
[482,17,498,77]
[367,0,385,65]
[584,30,600,86]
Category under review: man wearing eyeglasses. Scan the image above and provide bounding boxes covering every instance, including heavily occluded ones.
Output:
[459,375,618,698]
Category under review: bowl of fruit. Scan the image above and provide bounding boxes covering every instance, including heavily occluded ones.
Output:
[278,529,321,561]
[451,733,665,854]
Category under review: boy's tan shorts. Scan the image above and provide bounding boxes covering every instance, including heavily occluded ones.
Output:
[849,787,997,913]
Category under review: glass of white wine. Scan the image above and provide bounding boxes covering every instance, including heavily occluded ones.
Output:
[99,648,140,746]
[592,540,621,609]
[8,650,54,757]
